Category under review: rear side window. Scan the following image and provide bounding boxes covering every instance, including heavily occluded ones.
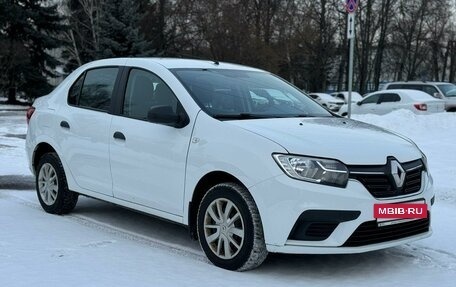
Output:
[379,93,400,103]
[335,94,345,101]
[388,84,423,91]
[422,85,438,96]
[68,67,119,112]
[386,84,402,90]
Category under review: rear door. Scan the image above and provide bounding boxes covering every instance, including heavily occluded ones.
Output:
[58,67,120,196]
[109,67,192,216]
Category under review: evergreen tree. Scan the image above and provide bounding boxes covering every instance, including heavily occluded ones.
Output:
[98,0,151,58]
[0,0,65,103]
[62,0,152,72]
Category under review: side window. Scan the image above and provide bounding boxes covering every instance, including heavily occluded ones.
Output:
[123,69,178,121]
[422,85,438,96]
[361,94,380,104]
[379,93,401,103]
[79,68,119,112]
[336,94,345,101]
[310,94,318,99]
[68,74,84,105]
[387,84,401,90]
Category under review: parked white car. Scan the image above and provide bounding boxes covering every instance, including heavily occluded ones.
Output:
[382,81,456,112]
[338,89,445,116]
[26,58,434,271]
[309,92,344,112]
[331,91,363,103]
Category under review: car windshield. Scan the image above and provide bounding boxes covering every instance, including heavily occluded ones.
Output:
[437,84,456,97]
[172,69,332,119]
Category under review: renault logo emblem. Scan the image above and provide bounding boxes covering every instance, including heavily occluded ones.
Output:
[390,160,406,188]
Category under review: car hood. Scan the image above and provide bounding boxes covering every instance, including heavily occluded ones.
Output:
[228,117,422,165]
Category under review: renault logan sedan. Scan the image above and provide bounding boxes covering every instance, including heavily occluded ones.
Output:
[338,89,445,116]
[26,58,434,271]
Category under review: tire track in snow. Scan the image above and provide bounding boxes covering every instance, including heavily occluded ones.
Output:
[6,191,456,271]
[6,192,208,264]
[384,244,456,271]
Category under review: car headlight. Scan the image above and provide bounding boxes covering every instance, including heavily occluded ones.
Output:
[272,154,349,187]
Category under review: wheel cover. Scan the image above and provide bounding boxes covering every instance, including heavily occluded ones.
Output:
[203,198,245,260]
[38,163,58,206]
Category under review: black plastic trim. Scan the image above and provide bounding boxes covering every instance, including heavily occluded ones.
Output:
[288,210,361,241]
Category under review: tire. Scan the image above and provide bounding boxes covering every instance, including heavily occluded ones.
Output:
[197,183,268,271]
[36,152,78,214]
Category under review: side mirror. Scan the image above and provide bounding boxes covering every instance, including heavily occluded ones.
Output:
[356,101,362,106]
[147,105,188,128]
[433,92,443,99]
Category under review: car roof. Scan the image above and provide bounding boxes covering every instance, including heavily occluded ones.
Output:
[370,89,438,101]
[86,57,264,72]
[385,81,448,86]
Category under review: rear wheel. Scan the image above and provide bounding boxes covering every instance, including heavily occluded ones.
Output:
[197,183,268,271]
[36,152,78,214]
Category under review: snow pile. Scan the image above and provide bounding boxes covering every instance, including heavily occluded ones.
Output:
[0,110,30,176]
[354,110,456,202]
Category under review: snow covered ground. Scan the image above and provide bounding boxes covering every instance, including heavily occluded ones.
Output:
[0,109,455,286]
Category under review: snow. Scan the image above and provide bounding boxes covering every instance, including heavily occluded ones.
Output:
[0,108,456,286]
[0,111,30,176]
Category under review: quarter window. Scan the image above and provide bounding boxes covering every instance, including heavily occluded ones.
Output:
[68,74,84,105]
[123,69,179,121]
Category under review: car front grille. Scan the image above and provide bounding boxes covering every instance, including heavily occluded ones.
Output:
[348,159,424,198]
[342,214,430,247]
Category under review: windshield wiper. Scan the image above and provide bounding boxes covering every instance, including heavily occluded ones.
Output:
[212,113,325,120]
[212,113,273,120]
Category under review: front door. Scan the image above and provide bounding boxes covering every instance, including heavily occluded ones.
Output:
[109,68,192,216]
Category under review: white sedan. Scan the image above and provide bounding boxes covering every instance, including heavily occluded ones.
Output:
[25,59,434,271]
[338,89,445,116]
[308,92,345,112]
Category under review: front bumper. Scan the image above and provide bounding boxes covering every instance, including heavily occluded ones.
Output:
[248,170,434,254]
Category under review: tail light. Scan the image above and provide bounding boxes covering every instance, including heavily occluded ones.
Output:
[26,106,35,125]
[414,103,427,111]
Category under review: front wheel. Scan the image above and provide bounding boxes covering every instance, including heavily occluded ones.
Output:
[197,183,268,271]
[36,152,78,214]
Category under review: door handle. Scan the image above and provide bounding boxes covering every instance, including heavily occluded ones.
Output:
[113,131,126,141]
[60,121,70,129]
